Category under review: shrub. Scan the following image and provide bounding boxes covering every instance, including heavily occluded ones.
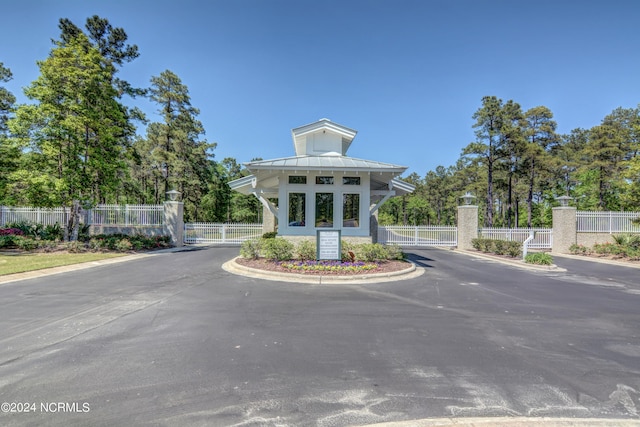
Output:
[115,239,133,252]
[295,240,317,261]
[13,236,38,251]
[354,243,389,262]
[65,241,87,253]
[525,252,553,265]
[41,223,63,241]
[569,244,589,255]
[593,242,614,255]
[341,240,355,262]
[505,241,522,258]
[493,239,506,255]
[0,235,16,248]
[240,239,262,259]
[0,227,24,236]
[262,231,277,239]
[385,243,405,260]
[262,237,294,261]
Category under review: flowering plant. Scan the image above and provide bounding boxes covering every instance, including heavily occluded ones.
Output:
[278,260,379,273]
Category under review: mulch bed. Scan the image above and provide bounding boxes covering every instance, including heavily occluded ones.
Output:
[234,257,411,275]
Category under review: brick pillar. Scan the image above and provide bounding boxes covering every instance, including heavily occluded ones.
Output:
[164,201,184,247]
[262,204,276,235]
[457,205,478,250]
[552,207,576,254]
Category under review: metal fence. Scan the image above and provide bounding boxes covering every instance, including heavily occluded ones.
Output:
[88,205,164,226]
[0,206,71,226]
[1,205,164,227]
[378,226,458,247]
[479,228,553,249]
[184,223,263,244]
[577,211,640,233]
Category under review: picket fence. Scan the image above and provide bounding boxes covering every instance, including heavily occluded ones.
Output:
[0,205,164,227]
[378,226,458,246]
[184,223,263,244]
[479,227,553,249]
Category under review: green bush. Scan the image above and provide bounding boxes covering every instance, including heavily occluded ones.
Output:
[341,240,355,262]
[65,241,87,253]
[0,235,16,248]
[493,239,506,255]
[261,237,294,261]
[569,243,589,255]
[525,252,553,265]
[240,239,262,259]
[13,236,38,251]
[115,239,133,252]
[262,231,277,239]
[295,240,317,261]
[354,243,389,262]
[505,241,522,258]
[385,243,405,260]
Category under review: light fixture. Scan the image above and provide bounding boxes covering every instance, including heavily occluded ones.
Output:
[555,195,573,207]
[166,189,181,202]
[460,192,476,205]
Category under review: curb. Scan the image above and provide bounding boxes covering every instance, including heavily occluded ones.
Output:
[551,252,640,270]
[222,257,425,284]
[453,249,567,272]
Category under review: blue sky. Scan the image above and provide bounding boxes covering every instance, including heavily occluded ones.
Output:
[2,0,640,177]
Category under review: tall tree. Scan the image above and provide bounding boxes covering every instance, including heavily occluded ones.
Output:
[140,70,215,221]
[0,62,19,201]
[521,106,558,227]
[8,33,134,238]
[463,96,520,226]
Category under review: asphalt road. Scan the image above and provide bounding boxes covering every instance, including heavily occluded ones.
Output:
[0,247,639,426]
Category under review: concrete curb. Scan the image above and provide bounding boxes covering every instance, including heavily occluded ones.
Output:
[452,249,567,272]
[360,417,640,427]
[551,252,640,269]
[222,257,425,284]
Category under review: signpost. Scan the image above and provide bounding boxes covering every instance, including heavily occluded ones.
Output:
[317,230,341,260]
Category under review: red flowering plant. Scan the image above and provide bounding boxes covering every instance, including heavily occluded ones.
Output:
[0,228,24,236]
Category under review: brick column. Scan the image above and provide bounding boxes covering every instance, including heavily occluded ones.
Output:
[552,206,576,254]
[164,201,184,247]
[457,205,478,250]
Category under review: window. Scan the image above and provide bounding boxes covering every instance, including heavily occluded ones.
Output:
[288,176,307,184]
[288,193,306,226]
[315,176,334,185]
[343,194,360,227]
[315,193,333,227]
[343,177,360,185]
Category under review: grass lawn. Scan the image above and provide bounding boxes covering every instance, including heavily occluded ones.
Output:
[0,252,127,276]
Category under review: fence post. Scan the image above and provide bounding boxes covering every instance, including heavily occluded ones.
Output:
[552,206,576,253]
[457,204,478,250]
[164,201,184,247]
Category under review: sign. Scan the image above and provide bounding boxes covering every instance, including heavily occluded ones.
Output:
[317,230,341,260]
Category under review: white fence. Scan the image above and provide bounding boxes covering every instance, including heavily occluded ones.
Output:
[184,223,263,244]
[1,205,164,227]
[577,211,640,233]
[0,206,70,226]
[378,226,458,247]
[479,228,552,249]
[88,205,164,226]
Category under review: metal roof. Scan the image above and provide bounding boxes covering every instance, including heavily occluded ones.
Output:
[245,154,407,173]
